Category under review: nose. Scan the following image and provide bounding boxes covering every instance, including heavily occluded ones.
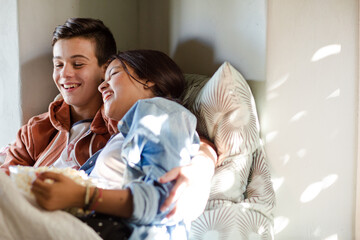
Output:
[98,80,108,93]
[60,64,74,79]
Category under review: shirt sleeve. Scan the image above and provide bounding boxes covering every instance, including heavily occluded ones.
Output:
[0,124,36,174]
[119,98,200,225]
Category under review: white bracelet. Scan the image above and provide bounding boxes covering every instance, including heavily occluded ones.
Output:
[84,184,91,206]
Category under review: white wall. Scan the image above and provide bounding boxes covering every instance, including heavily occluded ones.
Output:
[168,0,267,81]
[0,0,21,147]
[0,0,21,148]
[138,0,267,80]
[266,0,358,239]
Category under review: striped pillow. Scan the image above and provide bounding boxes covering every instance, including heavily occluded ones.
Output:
[189,62,261,166]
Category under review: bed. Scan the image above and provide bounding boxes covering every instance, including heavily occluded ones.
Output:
[0,61,275,239]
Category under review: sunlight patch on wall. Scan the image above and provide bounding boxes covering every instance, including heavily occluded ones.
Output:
[311,44,341,62]
[271,177,284,192]
[267,74,289,92]
[266,92,279,101]
[274,216,289,235]
[312,227,322,237]
[326,89,340,100]
[290,111,307,122]
[265,131,278,143]
[324,234,338,240]
[296,149,307,158]
[300,174,338,203]
[281,154,290,165]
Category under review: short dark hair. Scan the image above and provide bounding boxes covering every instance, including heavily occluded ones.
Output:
[111,50,185,100]
[52,18,116,66]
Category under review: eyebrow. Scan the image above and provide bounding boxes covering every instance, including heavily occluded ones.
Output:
[53,55,90,60]
[107,65,121,75]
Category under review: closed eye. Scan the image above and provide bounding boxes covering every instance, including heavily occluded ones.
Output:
[54,63,63,68]
[74,63,85,68]
[111,71,119,76]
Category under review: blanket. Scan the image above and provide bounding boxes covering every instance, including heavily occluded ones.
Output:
[0,171,101,240]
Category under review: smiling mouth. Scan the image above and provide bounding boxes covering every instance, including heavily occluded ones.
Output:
[102,92,113,102]
[62,83,81,90]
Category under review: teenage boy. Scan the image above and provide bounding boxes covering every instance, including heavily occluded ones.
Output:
[0,17,216,219]
[1,18,118,173]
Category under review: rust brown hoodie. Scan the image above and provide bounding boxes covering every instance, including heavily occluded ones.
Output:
[0,99,118,175]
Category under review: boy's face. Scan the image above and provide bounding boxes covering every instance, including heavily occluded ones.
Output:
[52,37,104,113]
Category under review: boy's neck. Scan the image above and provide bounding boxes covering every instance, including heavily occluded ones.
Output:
[70,104,101,124]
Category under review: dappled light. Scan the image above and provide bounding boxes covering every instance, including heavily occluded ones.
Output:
[326,89,340,100]
[266,92,279,101]
[271,177,284,192]
[214,168,236,192]
[281,154,290,165]
[300,174,338,203]
[296,149,307,158]
[265,131,278,143]
[139,114,168,136]
[290,111,307,123]
[311,44,341,62]
[274,216,289,235]
[267,74,289,92]
[324,234,338,240]
[312,227,322,237]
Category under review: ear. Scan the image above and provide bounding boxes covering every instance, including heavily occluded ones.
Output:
[145,80,155,88]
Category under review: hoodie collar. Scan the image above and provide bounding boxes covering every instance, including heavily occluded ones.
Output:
[49,99,119,135]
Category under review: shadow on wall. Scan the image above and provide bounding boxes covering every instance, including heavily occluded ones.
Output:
[78,0,140,51]
[173,39,221,76]
[172,39,267,131]
[20,53,59,124]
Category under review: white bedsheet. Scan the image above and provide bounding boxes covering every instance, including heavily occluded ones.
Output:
[0,171,101,240]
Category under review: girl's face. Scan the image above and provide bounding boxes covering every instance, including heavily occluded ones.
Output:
[99,59,155,121]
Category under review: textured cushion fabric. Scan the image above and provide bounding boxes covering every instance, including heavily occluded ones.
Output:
[187,62,261,166]
[190,203,274,240]
[190,147,275,240]
[184,62,263,203]
[183,62,275,239]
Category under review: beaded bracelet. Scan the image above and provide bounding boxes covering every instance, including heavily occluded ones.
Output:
[84,187,98,212]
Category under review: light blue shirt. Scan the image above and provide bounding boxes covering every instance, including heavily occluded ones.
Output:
[84,97,200,239]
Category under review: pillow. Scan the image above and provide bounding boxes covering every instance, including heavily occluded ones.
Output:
[185,62,261,166]
[182,73,210,110]
[186,63,273,238]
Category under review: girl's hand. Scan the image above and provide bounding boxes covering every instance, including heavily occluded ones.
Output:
[31,172,85,211]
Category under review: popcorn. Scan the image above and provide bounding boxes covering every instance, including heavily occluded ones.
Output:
[9,166,94,199]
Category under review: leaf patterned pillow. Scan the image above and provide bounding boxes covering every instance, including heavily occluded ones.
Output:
[186,62,261,166]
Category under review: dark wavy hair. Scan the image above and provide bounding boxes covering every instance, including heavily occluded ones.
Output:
[52,18,116,66]
[110,50,185,100]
